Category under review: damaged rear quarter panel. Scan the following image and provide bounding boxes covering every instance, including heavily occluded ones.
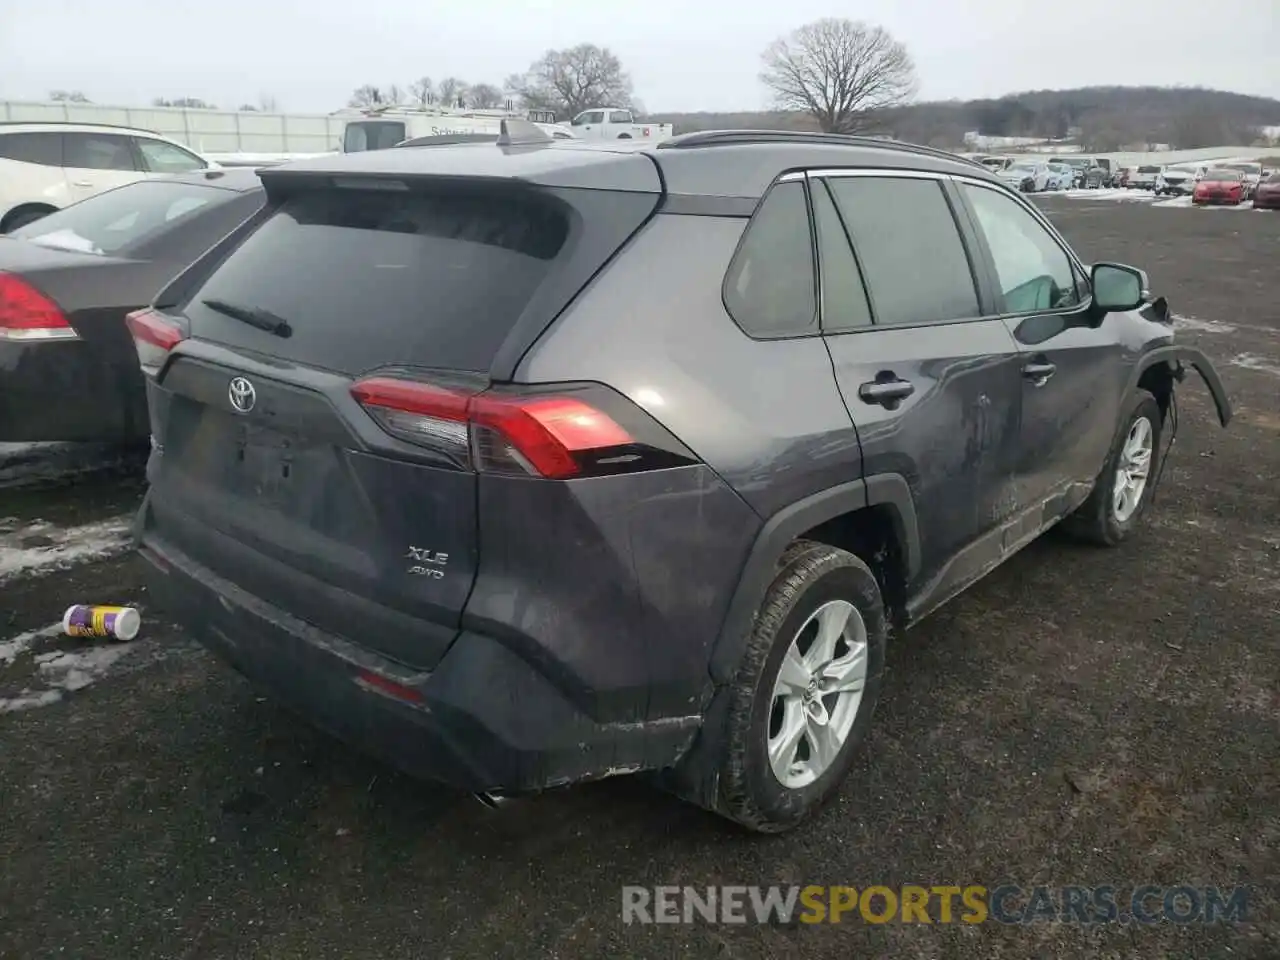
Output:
[461,464,762,725]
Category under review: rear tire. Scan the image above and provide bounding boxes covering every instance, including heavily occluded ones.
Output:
[709,540,887,833]
[1063,391,1163,546]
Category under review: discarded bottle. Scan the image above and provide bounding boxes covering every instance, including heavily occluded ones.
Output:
[61,605,141,642]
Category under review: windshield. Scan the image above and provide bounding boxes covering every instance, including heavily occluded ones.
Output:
[1224,163,1261,174]
[1008,163,1037,172]
[342,121,408,153]
[1138,166,1161,173]
[9,179,231,256]
[1204,169,1244,181]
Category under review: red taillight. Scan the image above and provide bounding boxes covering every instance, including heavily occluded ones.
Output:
[355,669,425,704]
[0,272,76,342]
[125,308,185,376]
[351,377,635,479]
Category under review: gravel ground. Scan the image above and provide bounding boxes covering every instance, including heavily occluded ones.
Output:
[0,197,1276,959]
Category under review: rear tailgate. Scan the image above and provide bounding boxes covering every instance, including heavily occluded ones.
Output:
[141,160,661,669]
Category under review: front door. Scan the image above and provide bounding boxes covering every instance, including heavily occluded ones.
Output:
[811,171,1025,612]
[953,179,1126,515]
[63,132,144,203]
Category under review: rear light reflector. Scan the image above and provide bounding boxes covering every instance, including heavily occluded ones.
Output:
[355,669,425,704]
[0,272,77,342]
[125,309,185,376]
[351,376,694,480]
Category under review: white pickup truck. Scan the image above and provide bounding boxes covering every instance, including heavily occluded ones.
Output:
[568,107,674,142]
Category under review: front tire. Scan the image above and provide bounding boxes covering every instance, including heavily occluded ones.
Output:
[1063,391,1163,546]
[710,541,887,833]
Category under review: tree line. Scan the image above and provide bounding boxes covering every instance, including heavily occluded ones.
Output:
[41,19,1280,148]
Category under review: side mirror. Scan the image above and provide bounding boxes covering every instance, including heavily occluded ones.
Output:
[1091,262,1147,314]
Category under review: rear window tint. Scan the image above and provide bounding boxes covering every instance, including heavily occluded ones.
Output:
[0,131,63,166]
[184,186,569,373]
[9,179,229,255]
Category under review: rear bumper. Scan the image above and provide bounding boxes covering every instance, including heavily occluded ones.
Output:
[138,527,702,794]
[0,338,149,443]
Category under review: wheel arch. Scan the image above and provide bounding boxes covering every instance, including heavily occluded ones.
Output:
[1126,344,1232,428]
[0,201,58,233]
[708,474,920,685]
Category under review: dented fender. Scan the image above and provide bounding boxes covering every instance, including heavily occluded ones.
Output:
[1132,345,1233,428]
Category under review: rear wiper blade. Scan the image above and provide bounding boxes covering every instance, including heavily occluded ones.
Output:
[200,298,293,338]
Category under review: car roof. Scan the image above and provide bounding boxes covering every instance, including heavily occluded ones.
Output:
[0,121,163,137]
[263,131,1002,201]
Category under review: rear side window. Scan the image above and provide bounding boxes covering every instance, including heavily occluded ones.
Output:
[64,133,138,171]
[343,122,407,152]
[825,177,980,326]
[9,180,231,256]
[184,186,569,374]
[0,132,63,166]
[723,181,816,338]
[609,111,632,123]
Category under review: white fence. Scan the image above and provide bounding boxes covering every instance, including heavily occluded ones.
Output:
[0,100,344,155]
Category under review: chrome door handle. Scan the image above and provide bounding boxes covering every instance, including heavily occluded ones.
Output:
[858,378,915,407]
[1022,361,1057,385]
[72,180,93,188]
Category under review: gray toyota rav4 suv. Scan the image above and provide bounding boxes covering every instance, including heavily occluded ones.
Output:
[128,124,1231,833]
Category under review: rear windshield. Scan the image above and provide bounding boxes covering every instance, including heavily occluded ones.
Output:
[183,185,569,374]
[9,179,231,256]
[1138,166,1161,173]
[343,121,408,152]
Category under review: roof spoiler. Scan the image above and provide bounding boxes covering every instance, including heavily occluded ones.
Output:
[497,118,554,147]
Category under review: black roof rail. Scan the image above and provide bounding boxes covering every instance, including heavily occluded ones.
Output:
[656,129,971,166]
[0,119,160,135]
[395,133,499,148]
[496,118,554,147]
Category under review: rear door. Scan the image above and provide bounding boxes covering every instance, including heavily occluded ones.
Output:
[813,170,1024,609]
[142,175,657,669]
[0,132,73,216]
[63,132,145,202]
[953,178,1125,511]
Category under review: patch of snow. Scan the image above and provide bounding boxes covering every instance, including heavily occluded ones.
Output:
[0,623,61,667]
[1175,316,1237,335]
[1229,354,1280,378]
[0,689,64,714]
[1153,196,1193,208]
[34,644,138,692]
[0,635,142,713]
[0,515,133,585]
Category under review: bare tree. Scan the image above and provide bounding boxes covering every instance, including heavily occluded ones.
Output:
[760,19,917,134]
[48,90,90,103]
[467,83,504,109]
[507,44,633,119]
[436,77,469,108]
[258,93,279,112]
[153,97,216,109]
[348,84,386,108]
[238,104,259,111]
[409,77,434,106]
[385,84,405,106]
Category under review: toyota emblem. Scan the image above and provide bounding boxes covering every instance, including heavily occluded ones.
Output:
[228,377,256,414]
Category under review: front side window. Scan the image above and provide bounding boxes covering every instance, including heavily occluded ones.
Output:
[135,137,206,173]
[825,176,980,326]
[810,180,872,332]
[0,132,63,166]
[723,181,816,337]
[64,133,138,171]
[961,183,1080,314]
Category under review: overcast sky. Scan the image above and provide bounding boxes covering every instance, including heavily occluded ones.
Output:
[2,0,1276,114]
